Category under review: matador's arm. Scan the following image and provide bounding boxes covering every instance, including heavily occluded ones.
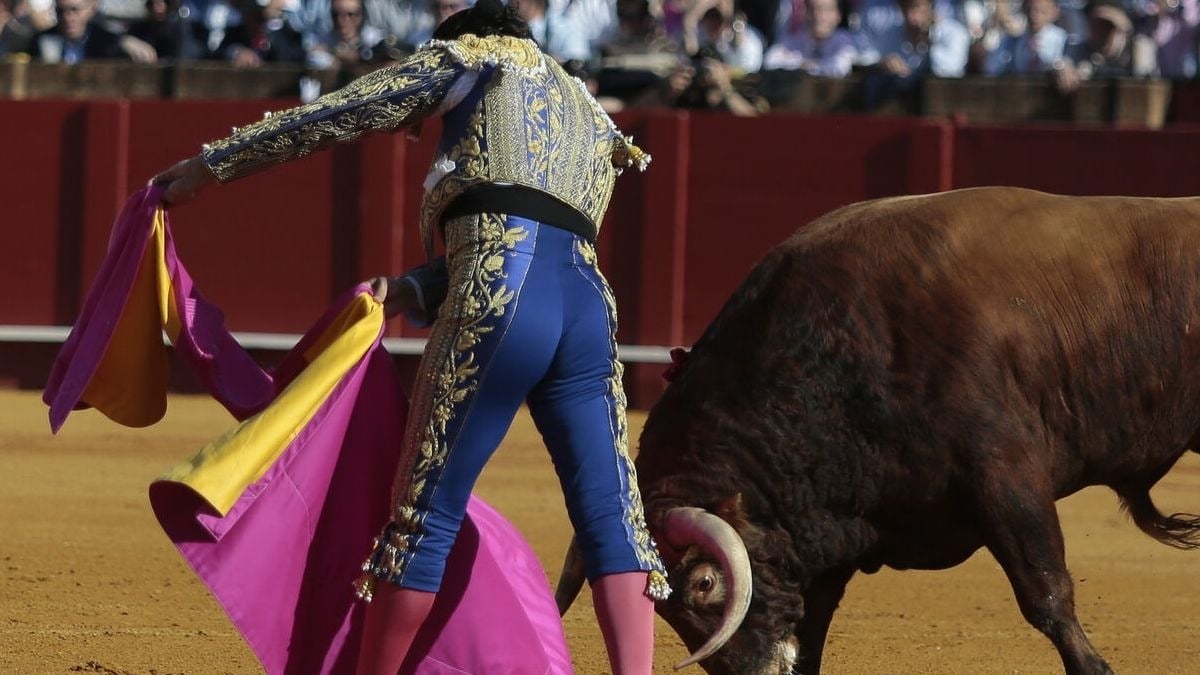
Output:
[202,45,469,183]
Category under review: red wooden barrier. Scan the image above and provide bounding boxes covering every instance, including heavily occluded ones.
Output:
[952,124,1200,197]
[4,100,1200,406]
[0,100,89,325]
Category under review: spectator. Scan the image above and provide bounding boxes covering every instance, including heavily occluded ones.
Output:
[861,0,969,110]
[601,0,678,57]
[873,0,970,77]
[597,0,682,101]
[677,46,762,111]
[1075,0,1134,77]
[28,0,157,62]
[402,0,465,47]
[305,0,384,69]
[128,0,207,60]
[517,0,591,62]
[984,0,1083,90]
[560,52,626,112]
[217,0,305,67]
[1058,0,1091,63]
[633,44,762,113]
[763,0,858,76]
[1,0,36,55]
[851,0,957,64]
[681,0,765,74]
[294,0,441,51]
[1133,0,1200,78]
[558,0,615,52]
[957,0,1024,72]
[739,0,798,46]
[193,0,241,56]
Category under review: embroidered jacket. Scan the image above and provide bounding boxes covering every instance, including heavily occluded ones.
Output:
[202,34,649,256]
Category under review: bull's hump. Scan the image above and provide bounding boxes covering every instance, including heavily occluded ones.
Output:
[782,187,1200,281]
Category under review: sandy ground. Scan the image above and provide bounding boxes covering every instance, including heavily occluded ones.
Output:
[3,389,1199,674]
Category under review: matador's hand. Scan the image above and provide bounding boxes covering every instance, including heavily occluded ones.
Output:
[368,276,420,319]
[151,155,217,208]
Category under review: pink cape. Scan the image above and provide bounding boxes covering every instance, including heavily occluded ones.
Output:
[43,187,573,675]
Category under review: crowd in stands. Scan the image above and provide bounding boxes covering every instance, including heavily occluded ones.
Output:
[1,0,1198,111]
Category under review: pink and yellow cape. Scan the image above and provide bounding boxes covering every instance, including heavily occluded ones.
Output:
[44,187,573,675]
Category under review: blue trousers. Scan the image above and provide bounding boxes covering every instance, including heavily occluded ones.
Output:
[361,213,666,593]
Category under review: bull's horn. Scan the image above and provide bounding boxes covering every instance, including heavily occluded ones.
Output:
[663,506,753,670]
[554,536,586,616]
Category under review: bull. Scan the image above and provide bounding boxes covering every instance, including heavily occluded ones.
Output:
[557,187,1200,674]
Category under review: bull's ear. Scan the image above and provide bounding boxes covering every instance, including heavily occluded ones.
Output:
[713,493,749,528]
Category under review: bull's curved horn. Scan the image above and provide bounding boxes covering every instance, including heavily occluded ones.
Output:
[663,506,753,670]
[554,536,586,616]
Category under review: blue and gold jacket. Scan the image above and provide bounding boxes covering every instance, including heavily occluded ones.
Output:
[202,34,650,256]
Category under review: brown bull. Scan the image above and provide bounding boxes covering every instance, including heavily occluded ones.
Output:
[558,187,1200,674]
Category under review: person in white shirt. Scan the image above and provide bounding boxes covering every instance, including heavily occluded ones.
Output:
[517,0,591,62]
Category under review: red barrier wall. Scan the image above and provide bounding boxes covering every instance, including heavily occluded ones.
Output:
[952,124,1200,197]
[5,99,1200,404]
[1,101,96,325]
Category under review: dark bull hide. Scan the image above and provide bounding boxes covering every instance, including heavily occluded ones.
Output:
[560,187,1200,674]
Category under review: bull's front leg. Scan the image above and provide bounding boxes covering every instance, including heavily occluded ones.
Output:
[974,461,1114,675]
[791,567,855,675]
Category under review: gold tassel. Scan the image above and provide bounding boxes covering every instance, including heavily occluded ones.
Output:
[625,140,652,172]
[612,136,653,173]
[646,570,671,601]
[352,572,377,603]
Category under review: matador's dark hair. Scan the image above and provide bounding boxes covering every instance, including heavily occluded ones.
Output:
[432,0,534,40]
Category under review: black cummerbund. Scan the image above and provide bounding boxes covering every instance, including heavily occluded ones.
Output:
[440,183,598,243]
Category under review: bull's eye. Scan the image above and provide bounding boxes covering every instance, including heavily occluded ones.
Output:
[696,575,715,593]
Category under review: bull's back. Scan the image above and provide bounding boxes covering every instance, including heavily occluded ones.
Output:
[776,187,1200,485]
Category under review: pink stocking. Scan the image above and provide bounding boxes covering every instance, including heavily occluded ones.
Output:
[355,583,436,675]
[592,571,655,675]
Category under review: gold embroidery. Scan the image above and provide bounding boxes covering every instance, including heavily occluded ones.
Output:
[361,213,529,585]
[430,34,546,74]
[202,45,461,183]
[421,108,488,259]
[576,239,668,594]
[419,53,635,248]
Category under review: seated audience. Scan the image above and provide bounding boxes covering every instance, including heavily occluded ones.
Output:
[597,0,683,99]
[28,0,157,62]
[1133,0,1200,78]
[762,0,805,47]
[305,0,383,69]
[192,0,241,56]
[600,0,680,59]
[401,0,464,47]
[763,0,858,76]
[681,0,764,74]
[956,0,1024,72]
[217,0,304,67]
[873,0,970,77]
[1,0,36,55]
[633,45,762,114]
[128,0,207,61]
[1075,0,1134,77]
[852,0,956,57]
[861,0,969,110]
[517,0,591,63]
[561,0,615,53]
[984,0,1082,90]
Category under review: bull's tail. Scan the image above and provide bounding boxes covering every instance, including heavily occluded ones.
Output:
[1118,488,1200,550]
